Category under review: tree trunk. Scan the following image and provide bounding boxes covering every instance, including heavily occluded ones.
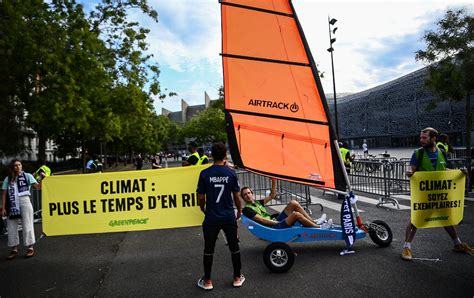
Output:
[100,142,104,169]
[82,139,87,174]
[466,91,472,191]
[37,131,47,162]
[103,142,107,170]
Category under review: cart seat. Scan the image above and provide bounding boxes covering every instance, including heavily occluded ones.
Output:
[241,214,365,243]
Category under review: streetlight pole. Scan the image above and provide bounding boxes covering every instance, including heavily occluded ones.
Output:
[327,16,338,137]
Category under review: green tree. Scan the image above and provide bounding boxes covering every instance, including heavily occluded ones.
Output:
[0,1,173,167]
[0,93,24,156]
[89,0,160,96]
[0,1,111,162]
[182,100,226,144]
[85,1,175,165]
[148,114,177,152]
[0,1,51,157]
[415,8,473,186]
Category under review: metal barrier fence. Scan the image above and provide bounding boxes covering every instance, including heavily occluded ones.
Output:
[452,147,473,159]
[32,189,42,222]
[350,160,410,195]
[0,189,42,234]
[349,158,468,208]
[236,170,323,213]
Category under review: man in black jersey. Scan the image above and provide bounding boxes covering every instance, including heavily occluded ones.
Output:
[196,142,245,290]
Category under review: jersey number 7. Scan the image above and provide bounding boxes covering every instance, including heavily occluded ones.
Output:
[214,184,224,203]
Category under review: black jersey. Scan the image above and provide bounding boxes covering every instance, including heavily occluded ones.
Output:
[197,165,240,225]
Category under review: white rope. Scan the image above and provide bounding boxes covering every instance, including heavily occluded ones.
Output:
[411,257,441,262]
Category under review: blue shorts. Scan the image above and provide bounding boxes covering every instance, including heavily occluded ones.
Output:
[272,212,289,229]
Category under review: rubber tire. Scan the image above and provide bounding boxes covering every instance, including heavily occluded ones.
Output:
[263,242,295,273]
[369,220,393,247]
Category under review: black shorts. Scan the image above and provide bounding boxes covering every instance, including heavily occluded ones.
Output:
[202,222,239,253]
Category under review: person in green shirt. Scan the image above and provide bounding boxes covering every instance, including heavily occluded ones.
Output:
[436,133,452,157]
[182,142,200,166]
[339,142,355,174]
[197,148,209,165]
[241,178,331,229]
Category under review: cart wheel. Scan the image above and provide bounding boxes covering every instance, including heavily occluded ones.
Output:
[263,242,295,273]
[368,220,392,247]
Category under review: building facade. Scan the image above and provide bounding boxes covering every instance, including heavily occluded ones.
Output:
[1,128,56,165]
[329,67,473,149]
[161,91,217,124]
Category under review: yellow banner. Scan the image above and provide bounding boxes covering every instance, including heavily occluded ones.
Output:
[410,170,465,228]
[42,166,208,236]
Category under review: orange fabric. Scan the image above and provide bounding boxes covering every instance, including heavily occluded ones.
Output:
[221,0,342,190]
[234,122,328,146]
[231,113,335,189]
[224,58,327,122]
[222,4,307,63]
[221,0,292,15]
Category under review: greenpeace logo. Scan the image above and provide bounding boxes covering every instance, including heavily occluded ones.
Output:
[109,218,149,227]
[248,99,299,113]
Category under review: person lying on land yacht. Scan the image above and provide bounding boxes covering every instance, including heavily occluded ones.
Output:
[241,178,332,229]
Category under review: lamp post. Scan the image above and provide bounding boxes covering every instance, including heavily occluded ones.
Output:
[327,16,338,137]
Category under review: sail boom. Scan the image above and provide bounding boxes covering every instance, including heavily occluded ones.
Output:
[226,109,329,126]
[221,53,310,67]
[244,167,326,186]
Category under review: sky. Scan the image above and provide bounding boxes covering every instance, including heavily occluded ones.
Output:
[101,0,473,114]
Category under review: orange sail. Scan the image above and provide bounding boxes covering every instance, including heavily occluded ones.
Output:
[221,0,347,191]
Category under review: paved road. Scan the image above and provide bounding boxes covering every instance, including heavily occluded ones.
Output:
[1,186,473,297]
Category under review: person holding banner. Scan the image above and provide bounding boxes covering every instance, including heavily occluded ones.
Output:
[182,142,200,166]
[33,159,51,182]
[196,142,244,291]
[197,148,209,165]
[1,159,41,259]
[401,127,474,261]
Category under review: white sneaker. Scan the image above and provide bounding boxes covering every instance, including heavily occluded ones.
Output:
[321,219,333,229]
[197,277,213,291]
[233,274,245,287]
[315,213,327,225]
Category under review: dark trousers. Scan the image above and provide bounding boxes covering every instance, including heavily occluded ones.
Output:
[202,222,241,280]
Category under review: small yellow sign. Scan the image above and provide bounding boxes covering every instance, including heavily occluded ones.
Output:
[410,170,465,228]
[42,166,208,236]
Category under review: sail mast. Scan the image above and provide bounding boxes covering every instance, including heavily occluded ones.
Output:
[288,0,351,191]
